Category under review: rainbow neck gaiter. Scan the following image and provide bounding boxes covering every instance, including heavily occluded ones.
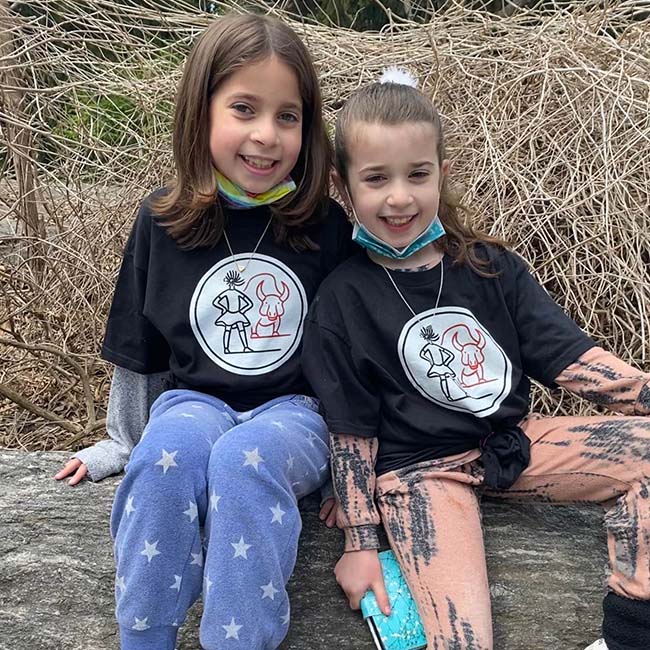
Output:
[216,170,296,209]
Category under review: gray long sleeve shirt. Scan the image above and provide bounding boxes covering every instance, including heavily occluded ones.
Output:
[73,367,167,482]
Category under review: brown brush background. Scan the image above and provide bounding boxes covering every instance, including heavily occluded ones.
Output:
[0,0,648,452]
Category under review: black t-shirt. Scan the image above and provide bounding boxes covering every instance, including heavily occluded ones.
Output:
[302,246,595,475]
[101,191,353,411]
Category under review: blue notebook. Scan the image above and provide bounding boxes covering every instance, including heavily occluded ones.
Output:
[359,550,427,650]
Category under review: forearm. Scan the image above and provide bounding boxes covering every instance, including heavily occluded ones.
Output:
[330,432,381,552]
[555,346,650,416]
[74,366,167,481]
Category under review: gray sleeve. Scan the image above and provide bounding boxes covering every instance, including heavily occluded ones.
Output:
[73,366,167,482]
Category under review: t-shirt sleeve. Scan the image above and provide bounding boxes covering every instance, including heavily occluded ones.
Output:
[302,295,380,437]
[319,199,356,276]
[101,201,170,373]
[501,250,596,387]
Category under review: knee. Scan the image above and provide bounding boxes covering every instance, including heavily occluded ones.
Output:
[127,414,215,481]
[208,427,288,482]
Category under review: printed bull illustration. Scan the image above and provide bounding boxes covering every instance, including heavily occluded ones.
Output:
[251,277,290,338]
[451,327,487,387]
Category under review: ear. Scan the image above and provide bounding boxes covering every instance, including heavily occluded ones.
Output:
[441,159,450,177]
[331,169,351,209]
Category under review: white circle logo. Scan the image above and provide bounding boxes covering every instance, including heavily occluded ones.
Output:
[189,253,307,376]
[398,306,512,417]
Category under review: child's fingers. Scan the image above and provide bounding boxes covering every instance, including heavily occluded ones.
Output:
[54,458,82,480]
[318,497,335,521]
[325,505,337,528]
[348,590,364,610]
[67,464,88,486]
[372,578,392,616]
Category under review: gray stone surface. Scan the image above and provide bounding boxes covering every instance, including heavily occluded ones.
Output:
[0,450,608,649]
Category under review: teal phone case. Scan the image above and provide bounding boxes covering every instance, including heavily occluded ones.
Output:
[359,550,427,650]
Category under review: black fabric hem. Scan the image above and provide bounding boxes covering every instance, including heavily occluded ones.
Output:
[541,338,597,387]
[327,421,378,439]
[100,345,169,375]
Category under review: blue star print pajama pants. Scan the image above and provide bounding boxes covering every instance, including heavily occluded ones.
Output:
[110,390,330,650]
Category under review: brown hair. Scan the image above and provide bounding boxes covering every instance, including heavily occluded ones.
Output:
[153,13,332,250]
[334,81,507,274]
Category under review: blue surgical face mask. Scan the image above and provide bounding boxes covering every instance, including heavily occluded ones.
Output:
[347,191,446,260]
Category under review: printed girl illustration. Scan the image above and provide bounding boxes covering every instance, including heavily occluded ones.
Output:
[213,270,254,353]
[419,325,469,402]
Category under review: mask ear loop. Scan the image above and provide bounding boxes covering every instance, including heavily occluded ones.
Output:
[342,184,362,227]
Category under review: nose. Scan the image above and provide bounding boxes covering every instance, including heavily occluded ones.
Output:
[251,116,280,147]
[386,182,414,209]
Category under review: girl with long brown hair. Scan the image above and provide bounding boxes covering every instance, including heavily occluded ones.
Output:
[303,69,650,650]
[55,13,349,650]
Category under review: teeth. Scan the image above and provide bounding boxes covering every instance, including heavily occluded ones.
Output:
[384,215,415,226]
[243,156,274,169]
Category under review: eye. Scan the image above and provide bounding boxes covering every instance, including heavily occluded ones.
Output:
[410,170,431,179]
[364,174,385,184]
[279,112,301,124]
[231,103,253,115]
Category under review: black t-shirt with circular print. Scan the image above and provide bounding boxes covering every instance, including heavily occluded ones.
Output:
[101,191,353,411]
[302,246,596,476]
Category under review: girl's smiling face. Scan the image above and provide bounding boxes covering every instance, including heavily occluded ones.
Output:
[340,121,449,253]
[208,56,303,194]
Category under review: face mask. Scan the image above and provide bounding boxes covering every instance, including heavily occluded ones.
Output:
[348,197,446,260]
[352,218,446,259]
[216,170,296,209]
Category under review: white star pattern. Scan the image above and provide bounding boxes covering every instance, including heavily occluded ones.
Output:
[204,574,213,591]
[115,575,126,592]
[155,449,178,474]
[210,492,221,512]
[286,455,295,470]
[231,536,252,559]
[271,420,287,431]
[132,617,150,631]
[190,551,204,567]
[307,432,318,447]
[170,575,182,591]
[140,540,161,563]
[190,404,204,410]
[281,608,290,625]
[270,503,286,524]
[222,617,243,640]
[125,496,135,516]
[180,413,196,419]
[183,501,198,523]
[243,448,264,471]
[260,580,279,600]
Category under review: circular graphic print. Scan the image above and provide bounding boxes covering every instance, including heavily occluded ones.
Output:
[397,306,512,418]
[189,253,307,376]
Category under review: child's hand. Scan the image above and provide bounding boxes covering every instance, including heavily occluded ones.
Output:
[54,458,88,486]
[318,497,339,528]
[334,549,391,616]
